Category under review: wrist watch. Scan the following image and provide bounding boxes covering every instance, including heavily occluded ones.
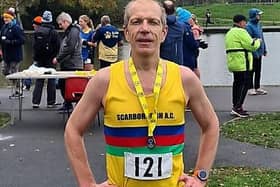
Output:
[193,169,209,182]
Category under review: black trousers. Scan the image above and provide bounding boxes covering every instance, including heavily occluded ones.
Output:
[232,71,251,109]
[250,57,262,89]
[32,78,56,105]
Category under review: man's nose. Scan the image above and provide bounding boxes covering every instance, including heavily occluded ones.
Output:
[139,20,150,32]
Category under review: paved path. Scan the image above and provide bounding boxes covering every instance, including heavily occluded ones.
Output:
[0,86,279,186]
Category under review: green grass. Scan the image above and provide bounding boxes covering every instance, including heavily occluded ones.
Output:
[0,112,11,128]
[221,112,280,149]
[186,3,280,26]
[207,167,280,187]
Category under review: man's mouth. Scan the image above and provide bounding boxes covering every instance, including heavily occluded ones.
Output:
[136,38,153,43]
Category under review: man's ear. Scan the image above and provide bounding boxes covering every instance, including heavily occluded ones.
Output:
[161,25,168,43]
[124,28,130,42]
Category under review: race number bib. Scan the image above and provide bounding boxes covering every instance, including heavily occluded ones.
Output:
[124,152,172,180]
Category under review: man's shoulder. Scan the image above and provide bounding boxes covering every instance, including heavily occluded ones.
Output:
[179,65,200,85]
[92,67,111,86]
[67,24,80,34]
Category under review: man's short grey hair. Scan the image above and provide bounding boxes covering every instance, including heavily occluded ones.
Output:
[56,12,72,24]
[123,0,166,28]
[101,15,110,26]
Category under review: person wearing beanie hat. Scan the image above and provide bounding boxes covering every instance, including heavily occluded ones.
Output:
[176,7,192,23]
[176,7,199,73]
[5,7,21,27]
[0,8,25,97]
[225,14,261,117]
[33,16,42,26]
[23,16,43,91]
[2,11,14,21]
[246,8,268,96]
[31,11,60,108]
[160,0,185,65]
[42,10,53,23]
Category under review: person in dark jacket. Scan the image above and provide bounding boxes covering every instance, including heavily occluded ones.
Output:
[53,12,83,111]
[32,11,60,108]
[92,15,123,69]
[246,8,268,95]
[0,9,24,97]
[176,7,199,71]
[160,0,184,65]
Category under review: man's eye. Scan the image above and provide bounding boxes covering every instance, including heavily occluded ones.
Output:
[149,20,160,25]
[130,19,142,25]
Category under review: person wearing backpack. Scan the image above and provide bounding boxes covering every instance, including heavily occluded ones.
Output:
[32,11,60,108]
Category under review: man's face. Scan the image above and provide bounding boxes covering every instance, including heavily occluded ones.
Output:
[124,0,167,56]
[58,20,68,31]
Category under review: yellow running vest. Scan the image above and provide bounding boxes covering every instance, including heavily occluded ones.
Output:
[104,60,187,187]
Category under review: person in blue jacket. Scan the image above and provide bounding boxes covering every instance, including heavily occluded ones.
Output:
[246,8,268,95]
[160,0,184,65]
[176,7,199,72]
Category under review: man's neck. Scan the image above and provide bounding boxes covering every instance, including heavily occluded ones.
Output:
[131,54,159,71]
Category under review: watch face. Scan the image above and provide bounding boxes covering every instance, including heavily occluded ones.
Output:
[198,170,208,181]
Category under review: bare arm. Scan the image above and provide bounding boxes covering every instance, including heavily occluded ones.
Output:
[64,68,114,187]
[179,66,220,186]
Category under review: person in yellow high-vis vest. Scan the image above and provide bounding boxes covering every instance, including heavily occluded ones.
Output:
[64,1,219,187]
[225,14,261,118]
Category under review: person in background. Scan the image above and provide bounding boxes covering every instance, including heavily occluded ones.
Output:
[64,0,219,186]
[7,6,32,91]
[205,9,214,27]
[246,8,268,95]
[189,14,208,78]
[79,14,96,71]
[160,0,184,65]
[32,11,60,109]
[7,7,21,27]
[225,14,261,117]
[0,9,24,98]
[53,12,83,111]
[22,16,42,91]
[176,7,199,73]
[92,15,123,69]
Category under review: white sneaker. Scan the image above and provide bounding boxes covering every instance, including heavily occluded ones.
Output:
[32,104,39,108]
[256,88,267,95]
[248,89,257,95]
[47,104,57,108]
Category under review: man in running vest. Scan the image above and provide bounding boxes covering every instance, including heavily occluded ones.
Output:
[64,1,219,187]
